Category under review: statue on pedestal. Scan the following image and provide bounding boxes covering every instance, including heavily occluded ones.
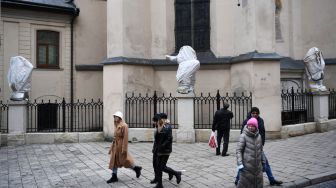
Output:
[166,46,200,94]
[303,47,327,92]
[7,56,33,101]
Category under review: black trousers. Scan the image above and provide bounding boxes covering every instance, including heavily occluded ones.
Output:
[155,154,178,185]
[216,128,230,155]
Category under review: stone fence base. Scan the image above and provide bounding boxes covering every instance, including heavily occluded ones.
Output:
[2,119,335,146]
[281,119,336,138]
[0,132,104,146]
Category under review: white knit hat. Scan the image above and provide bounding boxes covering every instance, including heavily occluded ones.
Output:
[113,111,123,119]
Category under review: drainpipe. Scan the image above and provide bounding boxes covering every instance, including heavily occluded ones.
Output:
[70,7,79,132]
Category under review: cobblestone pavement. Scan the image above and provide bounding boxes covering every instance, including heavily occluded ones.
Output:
[1,130,336,188]
[305,180,336,188]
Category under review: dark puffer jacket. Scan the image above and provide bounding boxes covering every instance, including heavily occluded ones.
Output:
[236,126,265,188]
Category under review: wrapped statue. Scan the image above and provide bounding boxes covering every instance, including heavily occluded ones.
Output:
[303,47,327,91]
[166,46,200,94]
[7,56,33,101]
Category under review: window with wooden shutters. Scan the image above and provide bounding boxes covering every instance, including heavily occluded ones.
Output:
[175,0,210,52]
[36,30,60,68]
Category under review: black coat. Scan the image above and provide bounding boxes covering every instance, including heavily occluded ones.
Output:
[241,114,266,146]
[153,123,173,154]
[212,108,234,131]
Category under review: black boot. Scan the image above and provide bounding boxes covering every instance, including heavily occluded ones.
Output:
[216,147,221,155]
[106,173,118,183]
[168,173,173,180]
[150,178,158,184]
[222,143,229,156]
[134,166,142,178]
[154,183,163,188]
[175,171,182,184]
[270,179,283,186]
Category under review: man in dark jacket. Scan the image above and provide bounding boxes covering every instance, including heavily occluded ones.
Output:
[212,102,234,156]
[153,113,181,188]
[235,107,283,186]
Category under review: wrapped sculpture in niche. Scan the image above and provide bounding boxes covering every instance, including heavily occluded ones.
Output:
[7,56,33,101]
[303,47,327,91]
[166,46,200,94]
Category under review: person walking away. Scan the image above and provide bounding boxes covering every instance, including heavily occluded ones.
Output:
[236,117,265,188]
[107,111,142,183]
[212,102,233,156]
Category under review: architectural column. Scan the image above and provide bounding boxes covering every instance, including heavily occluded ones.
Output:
[230,53,282,139]
[176,93,195,143]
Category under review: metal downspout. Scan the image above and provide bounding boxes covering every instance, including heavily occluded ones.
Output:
[70,7,79,131]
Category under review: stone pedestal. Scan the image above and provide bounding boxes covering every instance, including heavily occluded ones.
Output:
[312,91,329,123]
[8,101,27,146]
[8,101,27,133]
[176,92,195,143]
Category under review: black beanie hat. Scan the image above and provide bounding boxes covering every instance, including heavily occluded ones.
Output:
[251,107,260,114]
[159,113,168,119]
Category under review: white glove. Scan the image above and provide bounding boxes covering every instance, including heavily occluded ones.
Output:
[238,164,244,170]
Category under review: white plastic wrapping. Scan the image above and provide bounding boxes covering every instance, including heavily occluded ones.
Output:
[303,47,327,91]
[7,56,33,100]
[166,46,200,94]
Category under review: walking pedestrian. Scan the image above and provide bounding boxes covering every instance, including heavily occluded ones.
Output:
[235,107,283,186]
[236,117,265,188]
[212,102,233,156]
[154,113,182,188]
[150,114,174,184]
[106,111,142,183]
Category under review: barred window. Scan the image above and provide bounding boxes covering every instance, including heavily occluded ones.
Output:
[36,30,60,68]
[175,0,210,52]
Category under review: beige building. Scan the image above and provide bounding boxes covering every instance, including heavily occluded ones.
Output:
[1,0,335,139]
[0,0,105,102]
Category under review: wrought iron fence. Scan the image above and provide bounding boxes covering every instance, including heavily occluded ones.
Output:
[329,89,336,119]
[27,98,103,132]
[194,91,252,129]
[125,92,178,128]
[281,87,314,125]
[0,101,8,133]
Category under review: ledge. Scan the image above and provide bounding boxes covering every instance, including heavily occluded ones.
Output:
[102,51,282,66]
[280,57,336,70]
[75,64,103,71]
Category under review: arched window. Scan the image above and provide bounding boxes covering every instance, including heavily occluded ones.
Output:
[36,30,60,68]
[175,0,210,52]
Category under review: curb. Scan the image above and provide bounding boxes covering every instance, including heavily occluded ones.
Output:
[280,171,336,188]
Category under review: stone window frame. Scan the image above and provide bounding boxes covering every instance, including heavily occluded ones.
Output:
[31,24,66,70]
[36,30,60,69]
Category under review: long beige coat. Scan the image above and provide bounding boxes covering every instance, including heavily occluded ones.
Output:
[109,121,134,169]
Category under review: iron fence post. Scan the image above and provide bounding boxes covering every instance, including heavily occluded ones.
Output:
[216,90,220,110]
[62,98,66,132]
[154,91,157,115]
[291,87,295,123]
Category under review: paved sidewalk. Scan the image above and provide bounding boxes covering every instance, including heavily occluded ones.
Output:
[1,130,336,188]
